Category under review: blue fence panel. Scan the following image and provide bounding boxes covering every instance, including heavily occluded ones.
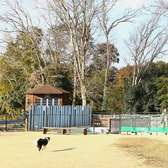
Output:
[76,106,82,126]
[52,106,57,127]
[84,106,92,126]
[28,105,92,130]
[69,106,74,127]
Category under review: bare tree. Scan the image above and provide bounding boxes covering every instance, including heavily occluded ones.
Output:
[98,0,138,111]
[125,14,168,86]
[45,0,100,106]
[157,0,168,9]
[0,0,47,85]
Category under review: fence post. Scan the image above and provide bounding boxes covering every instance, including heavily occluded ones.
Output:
[133,115,136,132]
[5,114,7,131]
[148,115,151,132]
[108,119,111,133]
[25,118,28,131]
[119,115,121,134]
[93,115,95,133]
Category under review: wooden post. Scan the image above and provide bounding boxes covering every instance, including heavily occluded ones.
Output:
[108,119,111,133]
[62,129,66,134]
[25,118,28,131]
[83,128,87,135]
[43,128,48,134]
[5,114,7,131]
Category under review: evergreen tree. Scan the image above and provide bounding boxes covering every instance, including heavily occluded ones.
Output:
[123,62,168,114]
[156,77,168,111]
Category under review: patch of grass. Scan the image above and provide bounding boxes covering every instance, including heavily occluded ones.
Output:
[116,137,168,167]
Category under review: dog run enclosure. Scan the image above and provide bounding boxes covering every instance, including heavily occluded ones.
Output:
[91,114,168,134]
[28,106,168,134]
[120,114,168,133]
[1,112,167,134]
[28,106,120,132]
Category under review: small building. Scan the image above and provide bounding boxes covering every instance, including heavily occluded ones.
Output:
[25,84,71,111]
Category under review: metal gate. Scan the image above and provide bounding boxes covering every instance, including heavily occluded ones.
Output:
[109,116,120,134]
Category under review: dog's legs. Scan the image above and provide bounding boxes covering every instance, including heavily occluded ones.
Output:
[42,145,46,151]
[38,145,42,151]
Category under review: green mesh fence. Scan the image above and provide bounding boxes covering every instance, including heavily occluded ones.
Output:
[120,115,168,133]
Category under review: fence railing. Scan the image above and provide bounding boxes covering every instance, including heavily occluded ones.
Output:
[0,114,25,131]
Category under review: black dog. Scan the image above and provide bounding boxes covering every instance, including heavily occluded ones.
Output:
[34,137,50,151]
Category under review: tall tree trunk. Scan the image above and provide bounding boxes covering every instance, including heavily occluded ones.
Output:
[72,59,77,106]
[102,68,108,111]
[81,82,87,107]
[102,38,110,111]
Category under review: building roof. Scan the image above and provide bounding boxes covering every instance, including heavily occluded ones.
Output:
[25,84,70,95]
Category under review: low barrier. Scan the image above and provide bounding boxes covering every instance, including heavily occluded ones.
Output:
[120,115,168,133]
[28,106,92,130]
[1,113,167,134]
[0,114,26,131]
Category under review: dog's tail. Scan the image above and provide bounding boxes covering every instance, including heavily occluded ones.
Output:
[34,140,38,146]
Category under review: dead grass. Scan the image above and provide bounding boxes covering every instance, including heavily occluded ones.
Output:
[116,137,168,167]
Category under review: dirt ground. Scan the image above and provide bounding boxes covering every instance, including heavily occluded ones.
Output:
[1,131,168,168]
